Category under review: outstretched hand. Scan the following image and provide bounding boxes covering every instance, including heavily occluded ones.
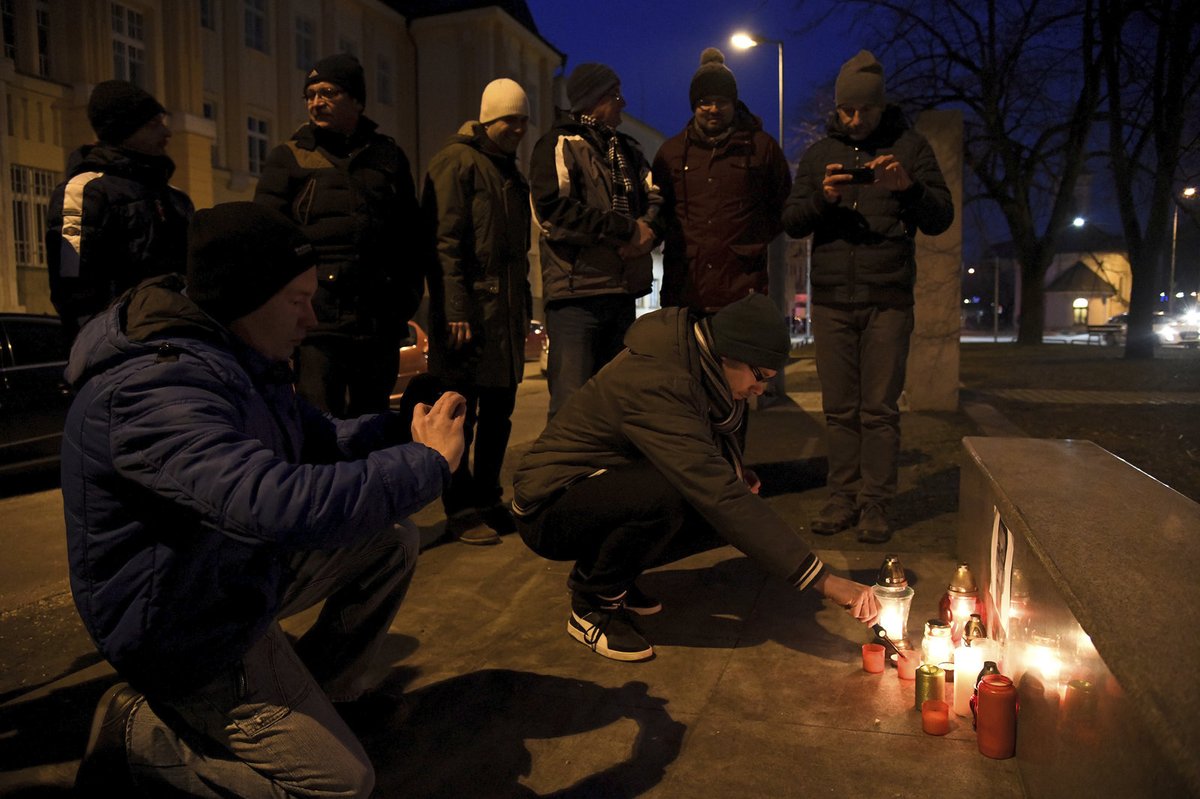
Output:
[411,392,467,472]
[815,573,880,625]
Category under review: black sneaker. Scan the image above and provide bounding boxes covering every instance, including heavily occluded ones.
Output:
[567,594,654,662]
[810,500,858,535]
[75,682,142,795]
[856,504,893,544]
[481,503,517,535]
[623,583,662,616]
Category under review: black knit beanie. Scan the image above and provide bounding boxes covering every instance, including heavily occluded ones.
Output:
[87,80,166,145]
[710,293,790,370]
[689,48,738,108]
[305,53,366,105]
[566,63,620,113]
[187,203,316,324]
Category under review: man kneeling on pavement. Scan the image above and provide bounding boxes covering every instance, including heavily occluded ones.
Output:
[512,294,880,661]
[64,202,466,797]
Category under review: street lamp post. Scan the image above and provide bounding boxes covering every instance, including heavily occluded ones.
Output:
[1169,186,1197,315]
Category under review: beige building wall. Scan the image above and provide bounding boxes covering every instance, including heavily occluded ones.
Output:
[0,0,560,315]
[1043,250,1131,328]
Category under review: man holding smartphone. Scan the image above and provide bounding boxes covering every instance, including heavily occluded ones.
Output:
[782,50,953,544]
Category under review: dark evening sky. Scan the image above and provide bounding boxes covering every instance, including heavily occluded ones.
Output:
[523,0,860,159]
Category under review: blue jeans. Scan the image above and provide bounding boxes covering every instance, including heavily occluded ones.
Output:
[545,295,635,420]
[812,302,914,510]
[125,521,419,798]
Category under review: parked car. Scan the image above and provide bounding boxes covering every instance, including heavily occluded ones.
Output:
[525,319,547,362]
[388,320,429,405]
[0,314,72,475]
[1106,309,1200,347]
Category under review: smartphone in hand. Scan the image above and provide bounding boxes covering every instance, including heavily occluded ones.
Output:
[832,167,874,184]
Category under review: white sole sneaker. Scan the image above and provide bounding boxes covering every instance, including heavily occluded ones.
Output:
[567,611,654,661]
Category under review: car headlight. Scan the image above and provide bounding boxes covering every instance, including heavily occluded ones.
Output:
[1158,323,1178,343]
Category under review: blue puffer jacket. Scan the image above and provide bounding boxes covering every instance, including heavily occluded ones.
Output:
[61,275,449,695]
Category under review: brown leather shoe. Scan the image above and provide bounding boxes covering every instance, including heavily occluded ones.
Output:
[75,682,142,795]
[856,504,893,544]
[458,522,501,545]
[810,501,858,535]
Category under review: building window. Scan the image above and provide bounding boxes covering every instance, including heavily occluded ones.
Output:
[377,56,393,106]
[10,164,57,277]
[203,100,219,167]
[199,0,214,30]
[294,16,314,70]
[247,116,269,175]
[244,0,267,52]
[2,0,16,61]
[35,0,49,77]
[111,2,146,87]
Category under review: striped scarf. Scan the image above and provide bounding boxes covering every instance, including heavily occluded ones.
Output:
[694,318,746,482]
[579,113,637,218]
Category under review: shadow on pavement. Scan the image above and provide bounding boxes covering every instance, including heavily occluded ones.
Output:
[367,669,685,798]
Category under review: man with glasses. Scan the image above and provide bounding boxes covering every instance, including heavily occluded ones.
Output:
[783,50,953,544]
[47,80,194,339]
[513,294,879,661]
[255,53,423,417]
[529,62,661,420]
[654,48,791,315]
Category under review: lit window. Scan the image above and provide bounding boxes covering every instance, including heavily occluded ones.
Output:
[111,2,146,87]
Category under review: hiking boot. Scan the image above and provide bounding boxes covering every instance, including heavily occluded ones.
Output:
[623,582,662,616]
[75,682,142,794]
[446,510,501,546]
[856,504,893,544]
[480,503,517,536]
[810,500,858,535]
[567,593,654,662]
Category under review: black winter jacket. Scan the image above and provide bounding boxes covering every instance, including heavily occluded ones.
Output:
[254,118,422,340]
[46,144,193,337]
[529,113,661,302]
[423,122,532,387]
[783,106,953,306]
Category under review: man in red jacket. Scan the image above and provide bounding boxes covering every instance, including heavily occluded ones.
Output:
[653,48,792,314]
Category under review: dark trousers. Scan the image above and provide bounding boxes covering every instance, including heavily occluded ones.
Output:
[544,295,635,420]
[518,461,709,597]
[295,335,399,418]
[440,382,519,517]
[812,302,914,510]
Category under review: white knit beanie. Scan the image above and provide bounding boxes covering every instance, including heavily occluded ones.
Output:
[479,78,530,124]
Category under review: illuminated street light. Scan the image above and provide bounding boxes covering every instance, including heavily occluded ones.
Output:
[1072,217,1086,228]
[1170,186,1198,315]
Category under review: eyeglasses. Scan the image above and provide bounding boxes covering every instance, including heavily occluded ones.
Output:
[749,364,768,383]
[304,87,345,102]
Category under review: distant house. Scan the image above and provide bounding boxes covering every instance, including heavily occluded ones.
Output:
[991,222,1131,330]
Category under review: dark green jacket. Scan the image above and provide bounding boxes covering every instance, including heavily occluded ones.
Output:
[513,306,825,591]
[422,122,531,387]
[783,106,953,306]
[254,117,422,340]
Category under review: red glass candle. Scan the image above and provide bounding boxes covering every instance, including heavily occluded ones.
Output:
[862,643,885,673]
[976,675,1018,759]
[896,651,918,680]
[922,699,951,735]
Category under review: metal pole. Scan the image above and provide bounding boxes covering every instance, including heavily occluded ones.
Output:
[993,256,1000,342]
[1169,202,1179,316]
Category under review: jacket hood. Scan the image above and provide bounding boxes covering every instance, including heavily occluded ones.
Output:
[67,143,177,183]
[826,103,910,145]
[66,274,233,389]
[623,306,697,371]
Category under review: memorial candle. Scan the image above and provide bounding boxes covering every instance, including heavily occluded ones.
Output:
[914,664,945,711]
[921,699,951,735]
[954,643,985,716]
[872,556,914,647]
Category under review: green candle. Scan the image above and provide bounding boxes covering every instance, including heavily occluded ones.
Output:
[915,663,946,710]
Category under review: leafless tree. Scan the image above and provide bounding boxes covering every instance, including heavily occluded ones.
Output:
[801,0,1102,344]
[1099,0,1200,359]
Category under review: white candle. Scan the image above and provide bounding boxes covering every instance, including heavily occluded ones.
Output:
[954,643,985,717]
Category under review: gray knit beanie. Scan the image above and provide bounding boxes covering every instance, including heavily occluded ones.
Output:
[710,293,790,370]
[835,50,886,107]
[567,63,620,113]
